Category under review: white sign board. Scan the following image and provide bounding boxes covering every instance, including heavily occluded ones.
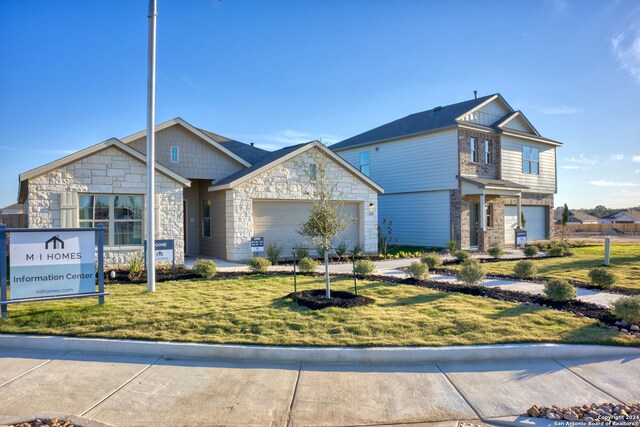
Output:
[9,231,96,299]
[251,237,264,253]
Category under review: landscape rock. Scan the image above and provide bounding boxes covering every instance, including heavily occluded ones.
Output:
[631,325,640,332]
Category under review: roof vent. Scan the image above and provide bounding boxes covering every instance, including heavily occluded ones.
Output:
[250,142,254,146]
[432,106,442,112]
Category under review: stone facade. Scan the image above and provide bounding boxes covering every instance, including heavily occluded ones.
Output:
[458,129,501,178]
[224,147,379,261]
[26,147,185,267]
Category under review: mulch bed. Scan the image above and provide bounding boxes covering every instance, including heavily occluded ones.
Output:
[4,418,74,427]
[286,289,375,310]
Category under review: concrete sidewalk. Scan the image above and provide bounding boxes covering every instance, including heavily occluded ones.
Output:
[0,348,638,426]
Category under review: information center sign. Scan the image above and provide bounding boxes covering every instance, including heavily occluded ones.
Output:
[9,231,96,299]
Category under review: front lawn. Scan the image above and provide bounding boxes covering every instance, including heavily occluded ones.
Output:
[458,243,640,291]
[0,275,635,347]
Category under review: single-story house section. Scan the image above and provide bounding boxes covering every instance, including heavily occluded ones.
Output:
[597,209,640,224]
[554,209,599,224]
[17,118,382,266]
[0,203,24,215]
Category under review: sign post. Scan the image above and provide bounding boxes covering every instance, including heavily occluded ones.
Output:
[1,226,7,319]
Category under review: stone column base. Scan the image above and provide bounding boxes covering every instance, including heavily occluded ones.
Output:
[477,230,489,252]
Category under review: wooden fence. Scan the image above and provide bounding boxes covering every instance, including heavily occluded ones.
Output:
[554,223,640,233]
[0,214,27,228]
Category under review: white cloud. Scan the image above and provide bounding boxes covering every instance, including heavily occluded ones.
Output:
[636,169,640,173]
[238,130,343,150]
[610,154,625,160]
[589,180,640,187]
[612,25,640,82]
[562,165,583,170]
[566,154,598,166]
[541,105,582,115]
[633,155,640,162]
[544,0,567,13]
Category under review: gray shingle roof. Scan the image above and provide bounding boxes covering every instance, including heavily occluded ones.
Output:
[198,128,270,164]
[330,94,497,151]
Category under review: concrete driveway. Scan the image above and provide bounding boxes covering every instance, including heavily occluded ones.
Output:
[1,348,638,427]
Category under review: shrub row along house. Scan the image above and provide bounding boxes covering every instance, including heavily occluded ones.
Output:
[330,93,561,251]
[15,93,561,265]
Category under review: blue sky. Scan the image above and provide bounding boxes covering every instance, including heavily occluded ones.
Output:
[1,0,639,209]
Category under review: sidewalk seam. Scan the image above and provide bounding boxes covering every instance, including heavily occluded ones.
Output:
[552,358,625,403]
[434,362,483,421]
[80,354,163,417]
[285,361,302,427]
[0,350,68,389]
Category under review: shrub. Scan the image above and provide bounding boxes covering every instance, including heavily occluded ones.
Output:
[612,296,640,325]
[192,259,217,278]
[533,241,550,252]
[454,250,471,262]
[548,246,565,257]
[420,253,443,269]
[249,257,271,273]
[544,278,576,302]
[456,258,486,286]
[514,260,537,278]
[487,246,505,259]
[523,245,539,258]
[407,261,429,280]
[127,253,144,281]
[293,247,309,259]
[297,257,318,273]
[353,259,375,278]
[588,267,617,289]
[265,243,283,265]
[335,242,348,258]
[447,240,458,252]
[352,244,363,257]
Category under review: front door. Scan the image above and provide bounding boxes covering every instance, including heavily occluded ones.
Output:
[469,203,479,247]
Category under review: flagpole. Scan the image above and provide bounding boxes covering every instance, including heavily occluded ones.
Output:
[146,0,157,292]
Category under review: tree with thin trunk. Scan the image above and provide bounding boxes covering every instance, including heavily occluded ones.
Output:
[561,203,570,241]
[297,147,352,298]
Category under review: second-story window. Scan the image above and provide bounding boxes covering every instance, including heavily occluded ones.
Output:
[523,146,540,174]
[484,140,492,164]
[171,146,179,163]
[470,137,477,163]
[359,151,370,176]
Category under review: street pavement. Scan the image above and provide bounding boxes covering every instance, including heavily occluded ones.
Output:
[0,348,638,426]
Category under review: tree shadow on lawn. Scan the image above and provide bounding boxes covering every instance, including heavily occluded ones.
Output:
[487,304,543,319]
[378,292,450,308]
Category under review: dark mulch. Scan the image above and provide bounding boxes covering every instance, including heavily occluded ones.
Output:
[287,289,375,310]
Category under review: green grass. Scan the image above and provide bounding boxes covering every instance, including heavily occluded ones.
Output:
[0,275,635,347]
[462,243,640,291]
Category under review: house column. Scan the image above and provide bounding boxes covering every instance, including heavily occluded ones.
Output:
[479,193,486,230]
[516,194,522,228]
[478,193,489,251]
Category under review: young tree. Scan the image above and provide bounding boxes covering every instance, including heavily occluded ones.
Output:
[298,147,353,298]
[561,203,570,241]
[520,212,526,229]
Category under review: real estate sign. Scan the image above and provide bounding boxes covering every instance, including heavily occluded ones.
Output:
[251,237,264,253]
[9,231,96,299]
[153,239,174,263]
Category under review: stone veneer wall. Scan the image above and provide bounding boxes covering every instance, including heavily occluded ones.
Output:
[225,147,379,261]
[458,130,501,178]
[26,147,185,267]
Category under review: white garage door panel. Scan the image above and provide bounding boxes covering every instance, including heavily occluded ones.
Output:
[504,206,546,242]
[378,191,450,247]
[253,201,360,255]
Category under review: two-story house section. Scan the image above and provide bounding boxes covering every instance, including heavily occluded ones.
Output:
[330,93,562,251]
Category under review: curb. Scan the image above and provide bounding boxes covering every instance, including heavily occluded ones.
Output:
[1,335,639,363]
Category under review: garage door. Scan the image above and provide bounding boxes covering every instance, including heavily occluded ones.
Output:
[504,206,547,243]
[253,201,360,256]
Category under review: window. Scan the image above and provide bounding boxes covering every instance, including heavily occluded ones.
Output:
[202,200,211,238]
[484,140,492,164]
[309,164,316,181]
[485,204,493,228]
[470,138,477,163]
[522,146,540,174]
[79,194,143,246]
[359,151,370,176]
[171,146,179,163]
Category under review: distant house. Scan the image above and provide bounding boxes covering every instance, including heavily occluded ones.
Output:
[0,203,24,215]
[554,209,598,224]
[597,209,640,224]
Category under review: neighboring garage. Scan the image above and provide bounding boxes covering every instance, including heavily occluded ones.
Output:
[504,205,547,242]
[253,201,361,255]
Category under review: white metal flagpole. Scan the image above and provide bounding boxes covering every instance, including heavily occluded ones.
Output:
[146,0,157,292]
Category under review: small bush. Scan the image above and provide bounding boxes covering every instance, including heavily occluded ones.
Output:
[420,253,443,269]
[407,261,429,280]
[612,296,640,325]
[454,250,471,262]
[448,240,458,252]
[456,258,486,286]
[588,267,617,289]
[249,257,271,273]
[128,253,144,281]
[297,257,318,273]
[548,246,565,257]
[487,246,505,259]
[293,247,309,260]
[352,244,363,257]
[523,245,539,258]
[335,242,348,258]
[533,241,551,252]
[266,243,283,265]
[544,278,576,302]
[192,259,217,278]
[353,259,375,278]
[513,260,537,278]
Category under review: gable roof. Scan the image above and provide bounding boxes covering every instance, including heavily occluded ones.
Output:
[600,209,640,221]
[493,111,540,136]
[209,140,383,193]
[197,128,270,164]
[120,117,252,167]
[554,210,598,222]
[18,138,191,203]
[330,94,497,151]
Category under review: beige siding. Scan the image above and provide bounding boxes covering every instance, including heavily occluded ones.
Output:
[198,184,227,259]
[336,129,458,193]
[503,115,533,133]
[128,124,245,180]
[501,136,557,193]
[460,99,510,126]
[182,180,200,256]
